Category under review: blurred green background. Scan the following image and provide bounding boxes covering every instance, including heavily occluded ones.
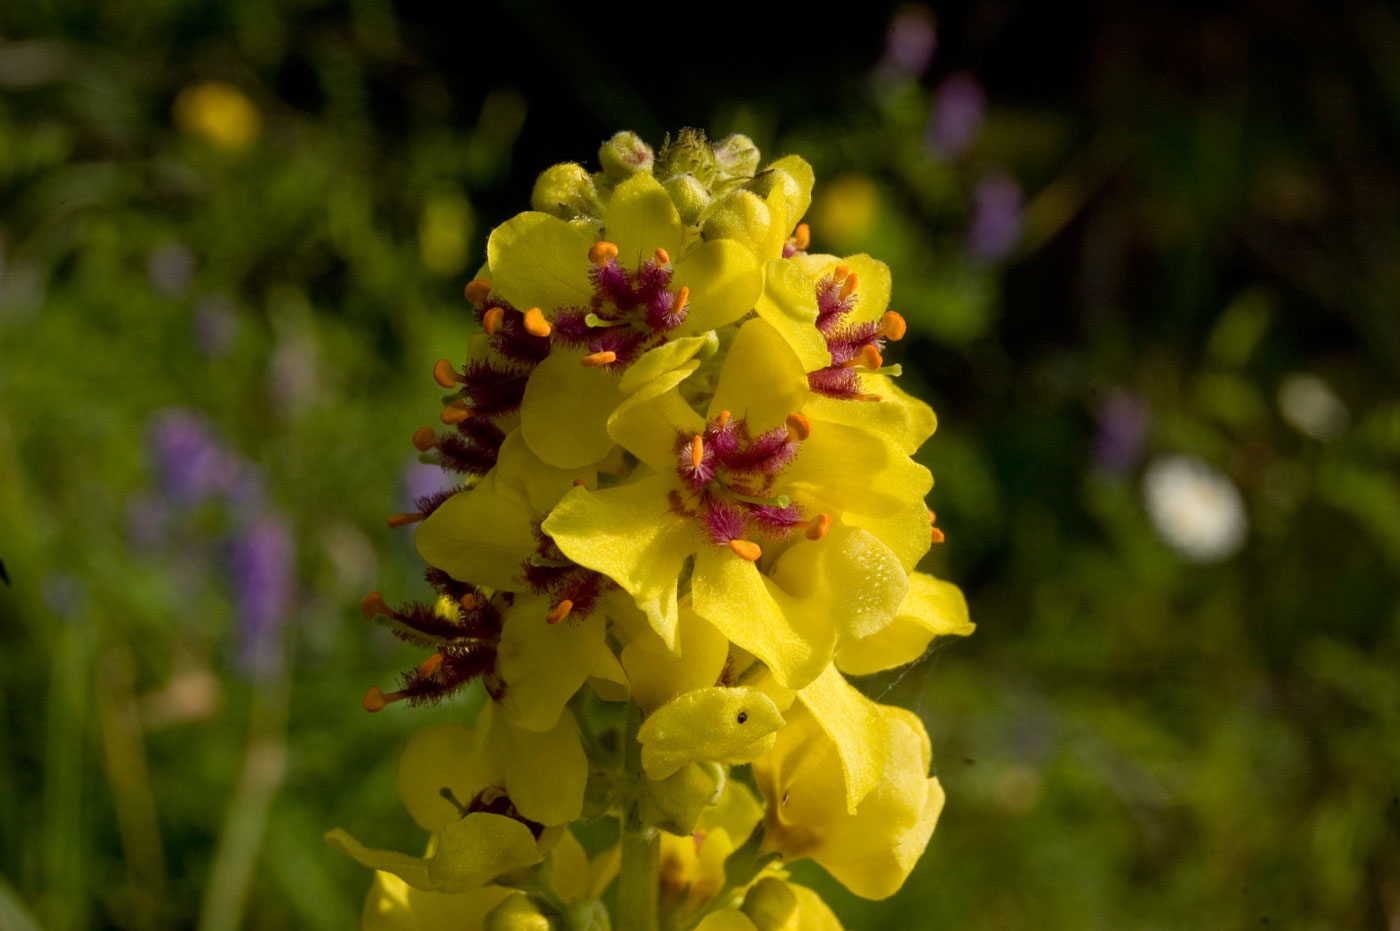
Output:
[3,2,1398,928]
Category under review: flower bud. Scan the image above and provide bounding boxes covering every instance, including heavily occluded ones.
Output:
[638,760,725,834]
[656,128,718,184]
[712,134,760,180]
[746,168,803,228]
[531,163,603,220]
[740,877,799,930]
[663,173,711,226]
[701,190,771,247]
[566,898,611,931]
[598,131,654,183]
[485,893,554,931]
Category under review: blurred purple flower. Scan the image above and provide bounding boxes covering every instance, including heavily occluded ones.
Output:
[193,294,238,358]
[1094,391,1151,472]
[147,408,239,505]
[884,6,937,76]
[126,493,170,549]
[402,459,447,511]
[966,175,1023,261]
[926,72,985,159]
[230,515,294,679]
[147,243,194,297]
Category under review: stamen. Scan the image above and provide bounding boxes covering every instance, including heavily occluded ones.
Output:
[412,427,439,451]
[483,307,505,335]
[728,539,762,561]
[459,592,478,611]
[691,435,705,470]
[716,410,732,428]
[879,311,907,341]
[841,345,884,370]
[545,600,573,624]
[588,242,619,265]
[805,513,832,541]
[931,527,946,544]
[585,313,626,328]
[793,223,811,251]
[672,286,689,317]
[581,351,617,367]
[840,272,859,301]
[832,265,851,283]
[387,512,426,528]
[464,279,492,305]
[433,359,461,388]
[522,307,552,338]
[654,247,670,265]
[573,478,588,487]
[362,685,408,713]
[417,653,444,677]
[360,591,393,620]
[441,401,471,424]
[785,412,812,442]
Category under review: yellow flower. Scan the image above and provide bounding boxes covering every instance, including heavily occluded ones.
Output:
[173,82,260,152]
[695,877,845,931]
[752,667,945,900]
[835,571,974,676]
[542,317,925,688]
[479,173,764,469]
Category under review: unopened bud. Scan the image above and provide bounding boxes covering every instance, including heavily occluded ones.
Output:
[741,877,800,931]
[656,127,717,184]
[712,133,760,179]
[701,190,771,247]
[566,899,611,931]
[664,173,712,226]
[531,163,603,220]
[638,760,725,835]
[747,167,804,226]
[484,893,553,931]
[598,131,654,183]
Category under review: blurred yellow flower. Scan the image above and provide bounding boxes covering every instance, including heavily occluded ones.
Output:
[173,82,260,151]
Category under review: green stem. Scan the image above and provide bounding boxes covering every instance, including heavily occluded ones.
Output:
[616,704,659,931]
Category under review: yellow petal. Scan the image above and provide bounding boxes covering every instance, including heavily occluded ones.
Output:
[695,912,759,931]
[495,598,607,732]
[698,780,764,847]
[396,723,492,832]
[619,334,718,394]
[520,351,624,468]
[543,477,698,650]
[802,377,937,456]
[414,471,534,591]
[326,813,541,894]
[638,686,783,780]
[836,573,973,676]
[707,319,808,434]
[781,421,931,518]
[546,828,591,904]
[769,526,908,645]
[362,871,515,931]
[586,642,630,703]
[789,883,846,931]
[486,704,587,826]
[754,259,831,372]
[494,428,598,512]
[795,665,888,813]
[607,364,706,472]
[605,173,683,270]
[670,240,765,337]
[621,605,730,713]
[765,155,815,234]
[840,497,934,572]
[486,212,594,312]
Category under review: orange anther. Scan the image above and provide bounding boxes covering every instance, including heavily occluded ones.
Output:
[840,272,859,300]
[728,539,762,561]
[362,686,406,713]
[793,223,811,251]
[546,600,573,624]
[417,653,444,677]
[360,591,391,620]
[832,264,851,282]
[785,412,811,441]
[433,358,461,388]
[581,351,617,367]
[654,247,671,265]
[841,344,883,370]
[691,435,705,470]
[588,241,619,264]
[387,512,426,528]
[459,592,478,611]
[441,402,470,424]
[930,526,946,544]
[573,478,588,487]
[879,311,907,341]
[483,307,505,335]
[464,279,492,304]
[672,286,689,316]
[928,509,937,523]
[716,410,732,427]
[805,513,832,541]
[412,426,439,451]
[523,307,552,338]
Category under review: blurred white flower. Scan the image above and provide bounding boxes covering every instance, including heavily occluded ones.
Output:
[1142,455,1246,562]
[1278,373,1348,441]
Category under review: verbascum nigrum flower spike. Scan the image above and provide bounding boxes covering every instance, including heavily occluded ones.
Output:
[335,130,974,930]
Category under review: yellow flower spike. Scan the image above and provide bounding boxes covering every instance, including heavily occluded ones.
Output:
[836,573,973,676]
[637,686,783,780]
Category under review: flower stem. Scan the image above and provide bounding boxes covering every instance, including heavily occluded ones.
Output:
[617,703,659,931]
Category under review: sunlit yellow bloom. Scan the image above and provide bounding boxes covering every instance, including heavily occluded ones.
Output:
[752,670,945,899]
[638,686,783,779]
[835,571,973,675]
[694,877,845,931]
[658,780,764,918]
[173,82,260,151]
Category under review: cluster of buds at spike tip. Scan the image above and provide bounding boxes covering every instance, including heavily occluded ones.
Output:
[806,265,909,402]
[551,243,691,370]
[357,571,504,712]
[671,410,831,561]
[522,521,612,626]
